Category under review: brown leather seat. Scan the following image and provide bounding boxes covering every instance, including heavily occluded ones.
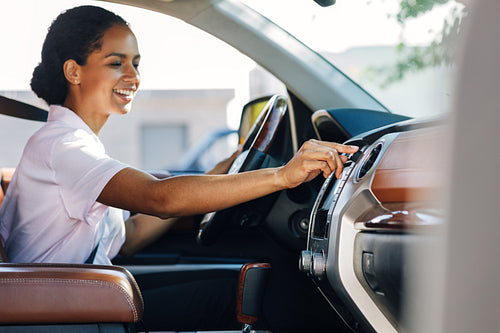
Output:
[0,263,143,324]
[0,168,144,331]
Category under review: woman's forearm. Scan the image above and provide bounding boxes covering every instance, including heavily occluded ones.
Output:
[120,214,179,258]
[155,167,284,217]
[98,140,358,219]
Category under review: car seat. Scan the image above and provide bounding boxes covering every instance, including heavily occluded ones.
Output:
[0,168,144,333]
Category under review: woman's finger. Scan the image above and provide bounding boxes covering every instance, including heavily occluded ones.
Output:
[300,140,358,178]
[305,139,359,154]
[297,148,343,178]
[298,159,331,182]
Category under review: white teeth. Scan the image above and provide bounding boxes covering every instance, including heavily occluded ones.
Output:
[114,89,134,96]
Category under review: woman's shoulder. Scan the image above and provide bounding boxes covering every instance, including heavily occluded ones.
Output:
[28,121,80,147]
[25,120,100,163]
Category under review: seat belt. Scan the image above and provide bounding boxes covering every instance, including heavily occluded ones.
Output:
[84,243,99,264]
[0,95,48,122]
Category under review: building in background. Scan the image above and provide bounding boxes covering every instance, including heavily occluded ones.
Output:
[0,89,234,172]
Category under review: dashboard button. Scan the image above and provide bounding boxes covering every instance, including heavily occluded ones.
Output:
[362,252,381,292]
[350,150,363,163]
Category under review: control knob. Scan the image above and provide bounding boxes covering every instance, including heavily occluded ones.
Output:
[311,252,326,279]
[299,250,312,274]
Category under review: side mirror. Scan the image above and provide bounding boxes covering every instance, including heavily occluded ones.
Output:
[238,96,272,145]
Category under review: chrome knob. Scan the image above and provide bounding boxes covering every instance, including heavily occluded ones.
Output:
[299,250,312,274]
[311,252,326,279]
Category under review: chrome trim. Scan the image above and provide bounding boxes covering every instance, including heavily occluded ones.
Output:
[355,142,383,182]
[286,94,299,153]
[307,172,335,248]
[354,209,444,232]
[327,133,400,332]
[305,133,400,331]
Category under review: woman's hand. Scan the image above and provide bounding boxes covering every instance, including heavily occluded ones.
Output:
[277,140,359,189]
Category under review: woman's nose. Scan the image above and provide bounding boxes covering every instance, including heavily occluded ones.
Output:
[123,64,140,83]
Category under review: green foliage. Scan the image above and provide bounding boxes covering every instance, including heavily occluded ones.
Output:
[367,0,466,88]
[397,0,449,22]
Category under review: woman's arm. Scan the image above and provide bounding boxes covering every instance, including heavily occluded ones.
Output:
[97,140,358,219]
[119,214,179,258]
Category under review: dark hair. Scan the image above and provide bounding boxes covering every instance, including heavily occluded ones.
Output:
[30,5,129,105]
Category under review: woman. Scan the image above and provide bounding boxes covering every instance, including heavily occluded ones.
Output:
[0,5,357,330]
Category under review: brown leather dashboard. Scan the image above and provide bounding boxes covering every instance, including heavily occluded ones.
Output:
[371,128,444,203]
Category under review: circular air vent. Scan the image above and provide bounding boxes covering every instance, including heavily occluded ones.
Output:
[357,143,383,180]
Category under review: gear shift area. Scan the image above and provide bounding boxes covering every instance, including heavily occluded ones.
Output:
[236,263,271,333]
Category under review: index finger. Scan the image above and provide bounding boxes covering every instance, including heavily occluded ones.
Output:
[313,140,359,154]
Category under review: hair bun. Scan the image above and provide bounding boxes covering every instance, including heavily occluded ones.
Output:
[30,63,50,101]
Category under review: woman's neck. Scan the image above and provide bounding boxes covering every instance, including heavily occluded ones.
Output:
[63,99,109,136]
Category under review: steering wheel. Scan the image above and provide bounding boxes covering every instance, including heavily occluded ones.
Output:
[197,95,289,245]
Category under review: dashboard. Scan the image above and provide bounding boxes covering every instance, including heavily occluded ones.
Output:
[301,113,445,332]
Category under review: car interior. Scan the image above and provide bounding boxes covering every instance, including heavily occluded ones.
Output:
[0,85,445,333]
[1,0,496,332]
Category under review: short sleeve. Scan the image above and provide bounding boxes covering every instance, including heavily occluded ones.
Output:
[52,129,127,225]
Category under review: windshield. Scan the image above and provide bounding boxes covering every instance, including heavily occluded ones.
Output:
[242,0,465,118]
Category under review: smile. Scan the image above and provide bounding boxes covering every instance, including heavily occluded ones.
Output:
[113,88,135,97]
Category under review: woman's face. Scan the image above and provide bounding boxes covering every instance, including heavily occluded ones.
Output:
[77,24,141,116]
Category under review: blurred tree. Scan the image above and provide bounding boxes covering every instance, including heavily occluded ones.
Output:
[367,0,467,88]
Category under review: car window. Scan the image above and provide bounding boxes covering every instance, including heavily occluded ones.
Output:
[0,0,286,171]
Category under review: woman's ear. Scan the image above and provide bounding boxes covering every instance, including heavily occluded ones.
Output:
[63,59,81,85]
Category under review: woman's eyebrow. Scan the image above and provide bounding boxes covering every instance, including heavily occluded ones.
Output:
[105,52,141,60]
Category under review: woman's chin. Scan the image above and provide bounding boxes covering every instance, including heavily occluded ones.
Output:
[113,103,133,115]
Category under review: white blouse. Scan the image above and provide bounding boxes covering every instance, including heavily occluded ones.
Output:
[0,105,128,264]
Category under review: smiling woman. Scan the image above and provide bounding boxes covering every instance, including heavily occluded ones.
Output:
[30,7,141,134]
[61,24,141,133]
